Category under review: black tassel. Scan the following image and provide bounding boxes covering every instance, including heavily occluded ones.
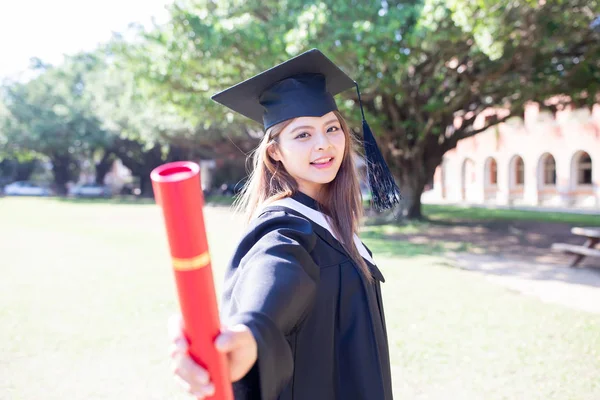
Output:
[355,82,402,211]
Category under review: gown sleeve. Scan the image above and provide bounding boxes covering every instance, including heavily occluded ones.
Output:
[221,210,320,400]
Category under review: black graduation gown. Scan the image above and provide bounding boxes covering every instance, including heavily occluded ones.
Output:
[220,192,393,400]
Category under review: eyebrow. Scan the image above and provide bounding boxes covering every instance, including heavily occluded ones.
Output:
[289,119,340,134]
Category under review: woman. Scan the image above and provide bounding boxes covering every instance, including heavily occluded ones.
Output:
[169,49,400,400]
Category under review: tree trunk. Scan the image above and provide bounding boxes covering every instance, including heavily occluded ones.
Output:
[396,171,427,220]
[139,174,154,197]
[392,153,441,220]
[113,139,185,198]
[136,145,185,197]
[95,151,115,185]
[50,154,76,195]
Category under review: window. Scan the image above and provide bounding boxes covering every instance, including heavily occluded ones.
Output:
[578,153,592,185]
[488,158,497,185]
[544,155,556,185]
[514,157,525,185]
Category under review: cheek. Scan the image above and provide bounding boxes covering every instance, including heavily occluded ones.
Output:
[279,141,310,168]
[333,133,346,153]
[285,140,310,155]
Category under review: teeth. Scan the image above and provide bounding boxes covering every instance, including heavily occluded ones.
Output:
[312,158,332,164]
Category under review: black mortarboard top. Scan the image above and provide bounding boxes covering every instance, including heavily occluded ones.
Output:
[211,48,401,211]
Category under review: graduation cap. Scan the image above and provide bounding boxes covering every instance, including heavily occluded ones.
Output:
[211,48,401,211]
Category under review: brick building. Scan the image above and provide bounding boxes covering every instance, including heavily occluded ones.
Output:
[426,103,600,209]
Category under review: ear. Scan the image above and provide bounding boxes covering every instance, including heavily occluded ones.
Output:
[267,144,282,162]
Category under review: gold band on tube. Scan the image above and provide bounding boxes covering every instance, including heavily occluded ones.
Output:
[172,252,211,271]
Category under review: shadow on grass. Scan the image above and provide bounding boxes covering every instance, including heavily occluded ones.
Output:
[361,230,472,258]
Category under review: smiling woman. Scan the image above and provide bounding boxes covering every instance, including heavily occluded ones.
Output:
[267,112,346,199]
[237,107,370,282]
[168,49,399,400]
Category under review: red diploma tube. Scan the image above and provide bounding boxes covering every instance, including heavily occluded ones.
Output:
[151,161,233,400]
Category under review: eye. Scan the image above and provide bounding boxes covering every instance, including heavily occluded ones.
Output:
[327,126,341,133]
[295,132,310,139]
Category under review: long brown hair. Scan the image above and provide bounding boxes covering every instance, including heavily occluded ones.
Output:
[233,111,372,282]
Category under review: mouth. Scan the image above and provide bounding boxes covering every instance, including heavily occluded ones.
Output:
[310,157,334,169]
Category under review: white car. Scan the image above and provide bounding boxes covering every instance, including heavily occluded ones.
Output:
[4,181,53,196]
[69,183,112,198]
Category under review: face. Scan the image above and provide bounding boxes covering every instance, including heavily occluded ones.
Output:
[268,111,346,199]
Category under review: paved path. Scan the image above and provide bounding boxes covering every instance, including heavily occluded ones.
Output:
[451,252,600,314]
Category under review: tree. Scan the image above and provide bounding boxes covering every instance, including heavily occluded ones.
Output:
[139,0,600,218]
[106,30,266,194]
[84,44,200,196]
[1,54,110,193]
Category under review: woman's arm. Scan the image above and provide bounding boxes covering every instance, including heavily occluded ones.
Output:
[222,211,320,400]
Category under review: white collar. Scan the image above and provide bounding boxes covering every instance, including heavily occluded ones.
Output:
[261,197,375,265]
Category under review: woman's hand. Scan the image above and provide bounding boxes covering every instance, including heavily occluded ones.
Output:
[169,314,258,398]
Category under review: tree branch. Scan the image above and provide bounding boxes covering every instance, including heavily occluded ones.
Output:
[444,110,517,152]
[382,94,408,149]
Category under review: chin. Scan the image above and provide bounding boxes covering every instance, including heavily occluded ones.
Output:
[309,171,340,185]
[295,165,342,187]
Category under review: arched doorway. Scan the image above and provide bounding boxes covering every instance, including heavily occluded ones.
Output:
[537,153,557,205]
[483,157,498,202]
[570,151,594,207]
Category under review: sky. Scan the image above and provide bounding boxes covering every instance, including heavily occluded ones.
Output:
[0,0,174,79]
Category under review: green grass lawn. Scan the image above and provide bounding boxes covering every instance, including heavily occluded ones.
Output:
[422,204,600,225]
[1,197,599,399]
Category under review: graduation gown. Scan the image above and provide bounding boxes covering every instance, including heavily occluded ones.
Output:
[220,192,393,400]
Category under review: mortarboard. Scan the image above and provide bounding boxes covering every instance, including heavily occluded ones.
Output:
[211,48,401,211]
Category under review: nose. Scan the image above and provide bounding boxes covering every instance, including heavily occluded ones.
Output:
[314,131,332,151]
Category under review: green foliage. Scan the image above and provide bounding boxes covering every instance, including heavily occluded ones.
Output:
[125,0,597,217]
[2,54,108,156]
[0,54,111,189]
[88,44,195,148]
[133,0,599,143]
[1,0,597,212]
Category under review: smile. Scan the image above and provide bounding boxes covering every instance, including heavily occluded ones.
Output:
[310,157,334,168]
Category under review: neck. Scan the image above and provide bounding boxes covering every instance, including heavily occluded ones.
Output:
[296,182,324,203]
